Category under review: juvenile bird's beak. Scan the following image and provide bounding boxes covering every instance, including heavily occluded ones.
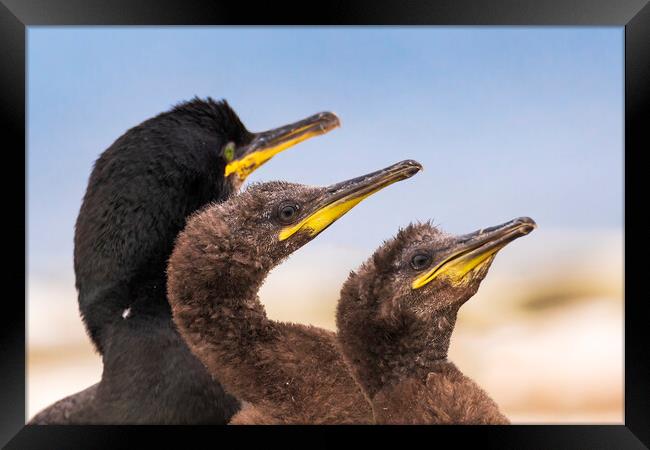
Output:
[225,112,341,182]
[279,160,423,241]
[412,217,537,289]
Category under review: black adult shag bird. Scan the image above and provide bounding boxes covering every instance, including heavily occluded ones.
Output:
[29,97,340,424]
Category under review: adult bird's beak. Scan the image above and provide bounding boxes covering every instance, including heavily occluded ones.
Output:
[412,217,537,289]
[279,159,423,241]
[225,112,341,183]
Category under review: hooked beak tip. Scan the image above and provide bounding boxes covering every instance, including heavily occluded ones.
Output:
[401,159,424,175]
[513,217,537,234]
[316,111,341,132]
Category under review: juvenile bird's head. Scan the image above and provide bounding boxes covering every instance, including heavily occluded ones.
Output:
[168,160,423,299]
[337,218,536,394]
[339,217,536,330]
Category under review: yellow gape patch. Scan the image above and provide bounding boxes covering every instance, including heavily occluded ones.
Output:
[411,247,501,289]
[224,125,324,181]
[278,193,373,241]
[277,173,407,242]
[224,146,284,180]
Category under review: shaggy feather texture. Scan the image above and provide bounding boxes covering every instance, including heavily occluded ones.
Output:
[337,222,510,424]
[167,182,374,424]
[30,98,249,424]
[372,362,508,424]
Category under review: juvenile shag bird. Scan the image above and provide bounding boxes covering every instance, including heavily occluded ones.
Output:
[336,218,536,424]
[167,160,423,424]
[30,97,340,424]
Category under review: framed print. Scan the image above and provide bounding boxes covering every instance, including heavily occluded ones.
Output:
[1,0,647,448]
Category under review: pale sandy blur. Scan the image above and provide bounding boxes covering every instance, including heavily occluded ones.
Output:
[27,227,623,423]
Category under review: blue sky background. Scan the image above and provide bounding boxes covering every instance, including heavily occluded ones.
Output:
[27,27,623,278]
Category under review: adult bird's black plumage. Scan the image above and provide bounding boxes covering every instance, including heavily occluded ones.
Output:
[29,97,340,424]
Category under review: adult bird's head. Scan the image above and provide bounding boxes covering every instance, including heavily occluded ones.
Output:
[222,111,340,190]
[168,160,423,297]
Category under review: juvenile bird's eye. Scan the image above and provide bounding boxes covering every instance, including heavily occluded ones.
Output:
[277,202,299,223]
[411,253,432,270]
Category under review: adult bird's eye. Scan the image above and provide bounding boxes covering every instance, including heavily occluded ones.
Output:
[223,142,236,162]
[410,253,432,270]
[277,203,299,223]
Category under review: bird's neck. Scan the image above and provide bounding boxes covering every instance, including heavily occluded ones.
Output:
[349,309,458,400]
[76,271,172,352]
[97,310,241,423]
[171,251,274,348]
[167,217,280,399]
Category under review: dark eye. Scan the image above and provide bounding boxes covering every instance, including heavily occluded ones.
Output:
[410,253,432,270]
[277,203,299,223]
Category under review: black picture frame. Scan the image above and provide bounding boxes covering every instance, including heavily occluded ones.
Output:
[2,0,647,448]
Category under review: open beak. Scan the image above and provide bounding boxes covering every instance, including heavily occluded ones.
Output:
[279,160,423,241]
[412,217,537,289]
[225,112,341,182]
